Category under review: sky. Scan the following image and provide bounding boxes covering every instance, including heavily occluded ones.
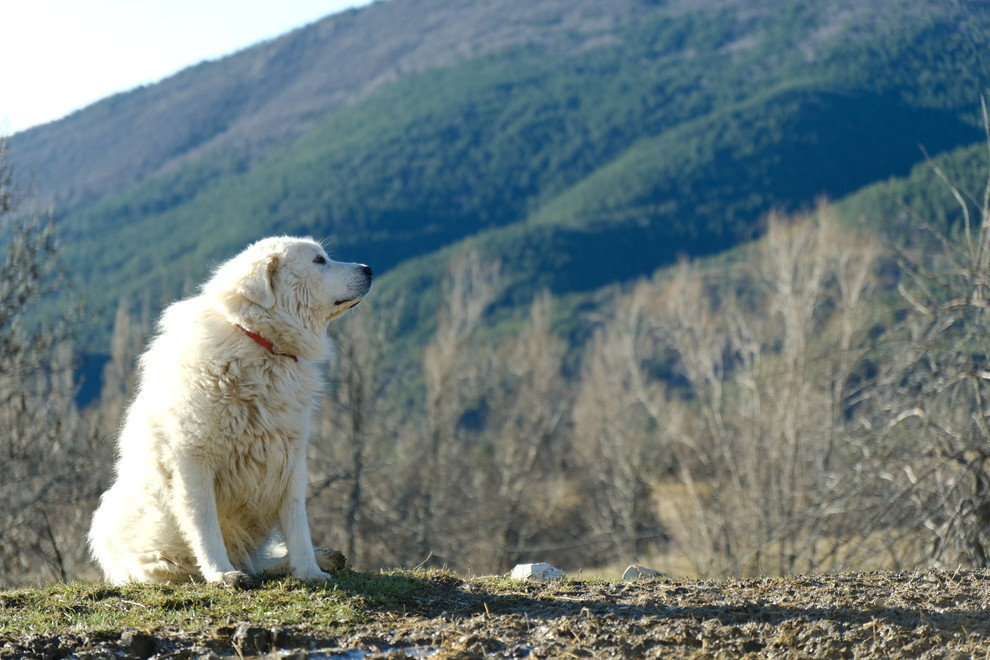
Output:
[0,0,375,135]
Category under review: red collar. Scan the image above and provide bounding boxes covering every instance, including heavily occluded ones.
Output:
[236,324,298,362]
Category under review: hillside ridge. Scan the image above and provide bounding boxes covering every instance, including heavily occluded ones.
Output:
[7,0,644,210]
[4,0,990,380]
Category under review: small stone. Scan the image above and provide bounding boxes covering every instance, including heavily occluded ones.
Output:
[510,562,565,580]
[314,546,347,572]
[622,565,667,581]
[120,631,156,659]
[232,622,274,655]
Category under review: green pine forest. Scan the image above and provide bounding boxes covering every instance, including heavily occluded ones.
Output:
[34,1,988,353]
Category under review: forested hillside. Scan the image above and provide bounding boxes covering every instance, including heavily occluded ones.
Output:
[10,0,651,210]
[9,0,988,349]
[4,0,990,584]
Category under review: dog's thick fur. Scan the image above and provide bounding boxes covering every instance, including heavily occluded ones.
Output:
[89,236,372,585]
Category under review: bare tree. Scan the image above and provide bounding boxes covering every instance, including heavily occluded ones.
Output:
[411,248,501,567]
[572,281,665,564]
[481,290,568,571]
[0,137,88,584]
[311,297,404,568]
[577,204,881,577]
[92,298,149,442]
[728,207,879,575]
[863,105,990,568]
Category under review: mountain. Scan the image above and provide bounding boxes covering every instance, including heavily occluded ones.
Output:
[9,0,647,211]
[6,0,990,354]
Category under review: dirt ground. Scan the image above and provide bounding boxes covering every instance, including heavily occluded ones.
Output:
[5,568,990,658]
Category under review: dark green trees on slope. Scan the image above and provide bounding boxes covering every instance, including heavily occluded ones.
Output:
[17,0,990,351]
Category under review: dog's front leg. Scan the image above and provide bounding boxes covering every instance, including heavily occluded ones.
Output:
[280,446,332,583]
[172,455,246,586]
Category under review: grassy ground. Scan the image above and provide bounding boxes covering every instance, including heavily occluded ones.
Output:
[3,568,990,657]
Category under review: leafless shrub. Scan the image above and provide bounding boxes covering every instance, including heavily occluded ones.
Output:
[476,290,569,571]
[862,102,990,568]
[311,296,405,568]
[91,298,150,442]
[578,204,881,576]
[410,248,502,568]
[0,138,90,585]
[313,247,504,571]
[572,281,665,565]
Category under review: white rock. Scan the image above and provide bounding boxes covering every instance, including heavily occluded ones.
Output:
[510,562,566,581]
[622,565,667,581]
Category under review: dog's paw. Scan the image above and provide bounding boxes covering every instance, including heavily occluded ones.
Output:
[314,547,347,572]
[294,569,334,585]
[210,570,252,588]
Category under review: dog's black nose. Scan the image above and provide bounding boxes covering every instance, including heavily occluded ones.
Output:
[362,265,373,278]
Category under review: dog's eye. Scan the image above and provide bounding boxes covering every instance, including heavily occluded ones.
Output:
[313,255,327,265]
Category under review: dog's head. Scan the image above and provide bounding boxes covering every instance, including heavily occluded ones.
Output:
[206,236,372,359]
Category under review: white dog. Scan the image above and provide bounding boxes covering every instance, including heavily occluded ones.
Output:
[89,236,372,586]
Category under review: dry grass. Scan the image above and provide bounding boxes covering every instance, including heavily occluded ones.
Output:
[3,567,990,657]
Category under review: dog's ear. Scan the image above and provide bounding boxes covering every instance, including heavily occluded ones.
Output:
[238,253,279,309]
